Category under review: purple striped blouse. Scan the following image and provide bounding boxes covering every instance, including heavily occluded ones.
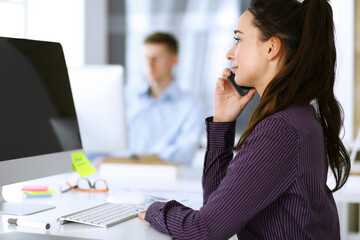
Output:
[145,104,340,240]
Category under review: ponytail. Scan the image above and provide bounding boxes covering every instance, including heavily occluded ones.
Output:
[300,0,350,192]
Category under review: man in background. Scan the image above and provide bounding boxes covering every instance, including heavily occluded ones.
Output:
[100,32,204,165]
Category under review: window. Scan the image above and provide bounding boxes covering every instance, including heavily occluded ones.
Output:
[0,0,25,38]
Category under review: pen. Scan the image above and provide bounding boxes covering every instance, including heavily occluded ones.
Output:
[8,218,50,230]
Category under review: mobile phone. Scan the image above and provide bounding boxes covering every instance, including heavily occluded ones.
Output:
[227,71,253,96]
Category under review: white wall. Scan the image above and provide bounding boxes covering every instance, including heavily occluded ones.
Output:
[332,0,355,146]
[0,1,25,37]
[0,0,108,67]
[26,0,86,67]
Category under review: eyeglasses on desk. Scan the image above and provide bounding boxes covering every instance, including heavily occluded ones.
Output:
[60,178,109,193]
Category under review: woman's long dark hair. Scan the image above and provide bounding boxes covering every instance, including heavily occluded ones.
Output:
[237,0,350,192]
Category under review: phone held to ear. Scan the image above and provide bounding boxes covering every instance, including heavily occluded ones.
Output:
[227,71,254,96]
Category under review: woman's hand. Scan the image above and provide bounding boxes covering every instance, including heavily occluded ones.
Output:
[138,212,149,224]
[214,68,257,122]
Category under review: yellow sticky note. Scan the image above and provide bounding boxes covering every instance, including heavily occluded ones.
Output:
[71,151,96,177]
[25,190,56,195]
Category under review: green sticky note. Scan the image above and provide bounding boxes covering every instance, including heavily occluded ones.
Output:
[71,151,96,177]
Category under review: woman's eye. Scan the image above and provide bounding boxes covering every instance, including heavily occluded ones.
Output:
[234,37,240,44]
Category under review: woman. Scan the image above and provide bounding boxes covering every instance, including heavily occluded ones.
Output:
[139,0,350,239]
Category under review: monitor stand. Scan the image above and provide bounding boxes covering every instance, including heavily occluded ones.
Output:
[0,186,55,215]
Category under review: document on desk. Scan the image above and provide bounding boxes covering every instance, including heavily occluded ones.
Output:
[99,159,183,181]
[143,190,203,210]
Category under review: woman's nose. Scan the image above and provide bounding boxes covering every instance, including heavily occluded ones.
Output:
[226,46,235,61]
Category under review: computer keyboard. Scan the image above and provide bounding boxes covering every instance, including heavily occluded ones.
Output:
[57,203,145,228]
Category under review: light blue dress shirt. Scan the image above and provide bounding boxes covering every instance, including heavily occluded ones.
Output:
[125,81,205,164]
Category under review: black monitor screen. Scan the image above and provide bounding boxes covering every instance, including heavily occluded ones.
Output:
[0,37,82,161]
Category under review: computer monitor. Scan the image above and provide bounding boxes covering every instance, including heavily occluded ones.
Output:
[0,37,82,215]
[68,65,127,155]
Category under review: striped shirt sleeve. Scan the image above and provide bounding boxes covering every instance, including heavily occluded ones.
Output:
[202,117,236,204]
[145,115,299,240]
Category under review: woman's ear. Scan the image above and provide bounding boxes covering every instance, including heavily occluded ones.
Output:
[267,37,282,60]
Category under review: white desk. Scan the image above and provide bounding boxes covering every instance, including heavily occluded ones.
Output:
[0,168,203,240]
[2,162,358,240]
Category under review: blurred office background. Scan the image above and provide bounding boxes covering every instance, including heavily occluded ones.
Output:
[0,0,356,143]
[0,0,356,145]
[0,0,357,164]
